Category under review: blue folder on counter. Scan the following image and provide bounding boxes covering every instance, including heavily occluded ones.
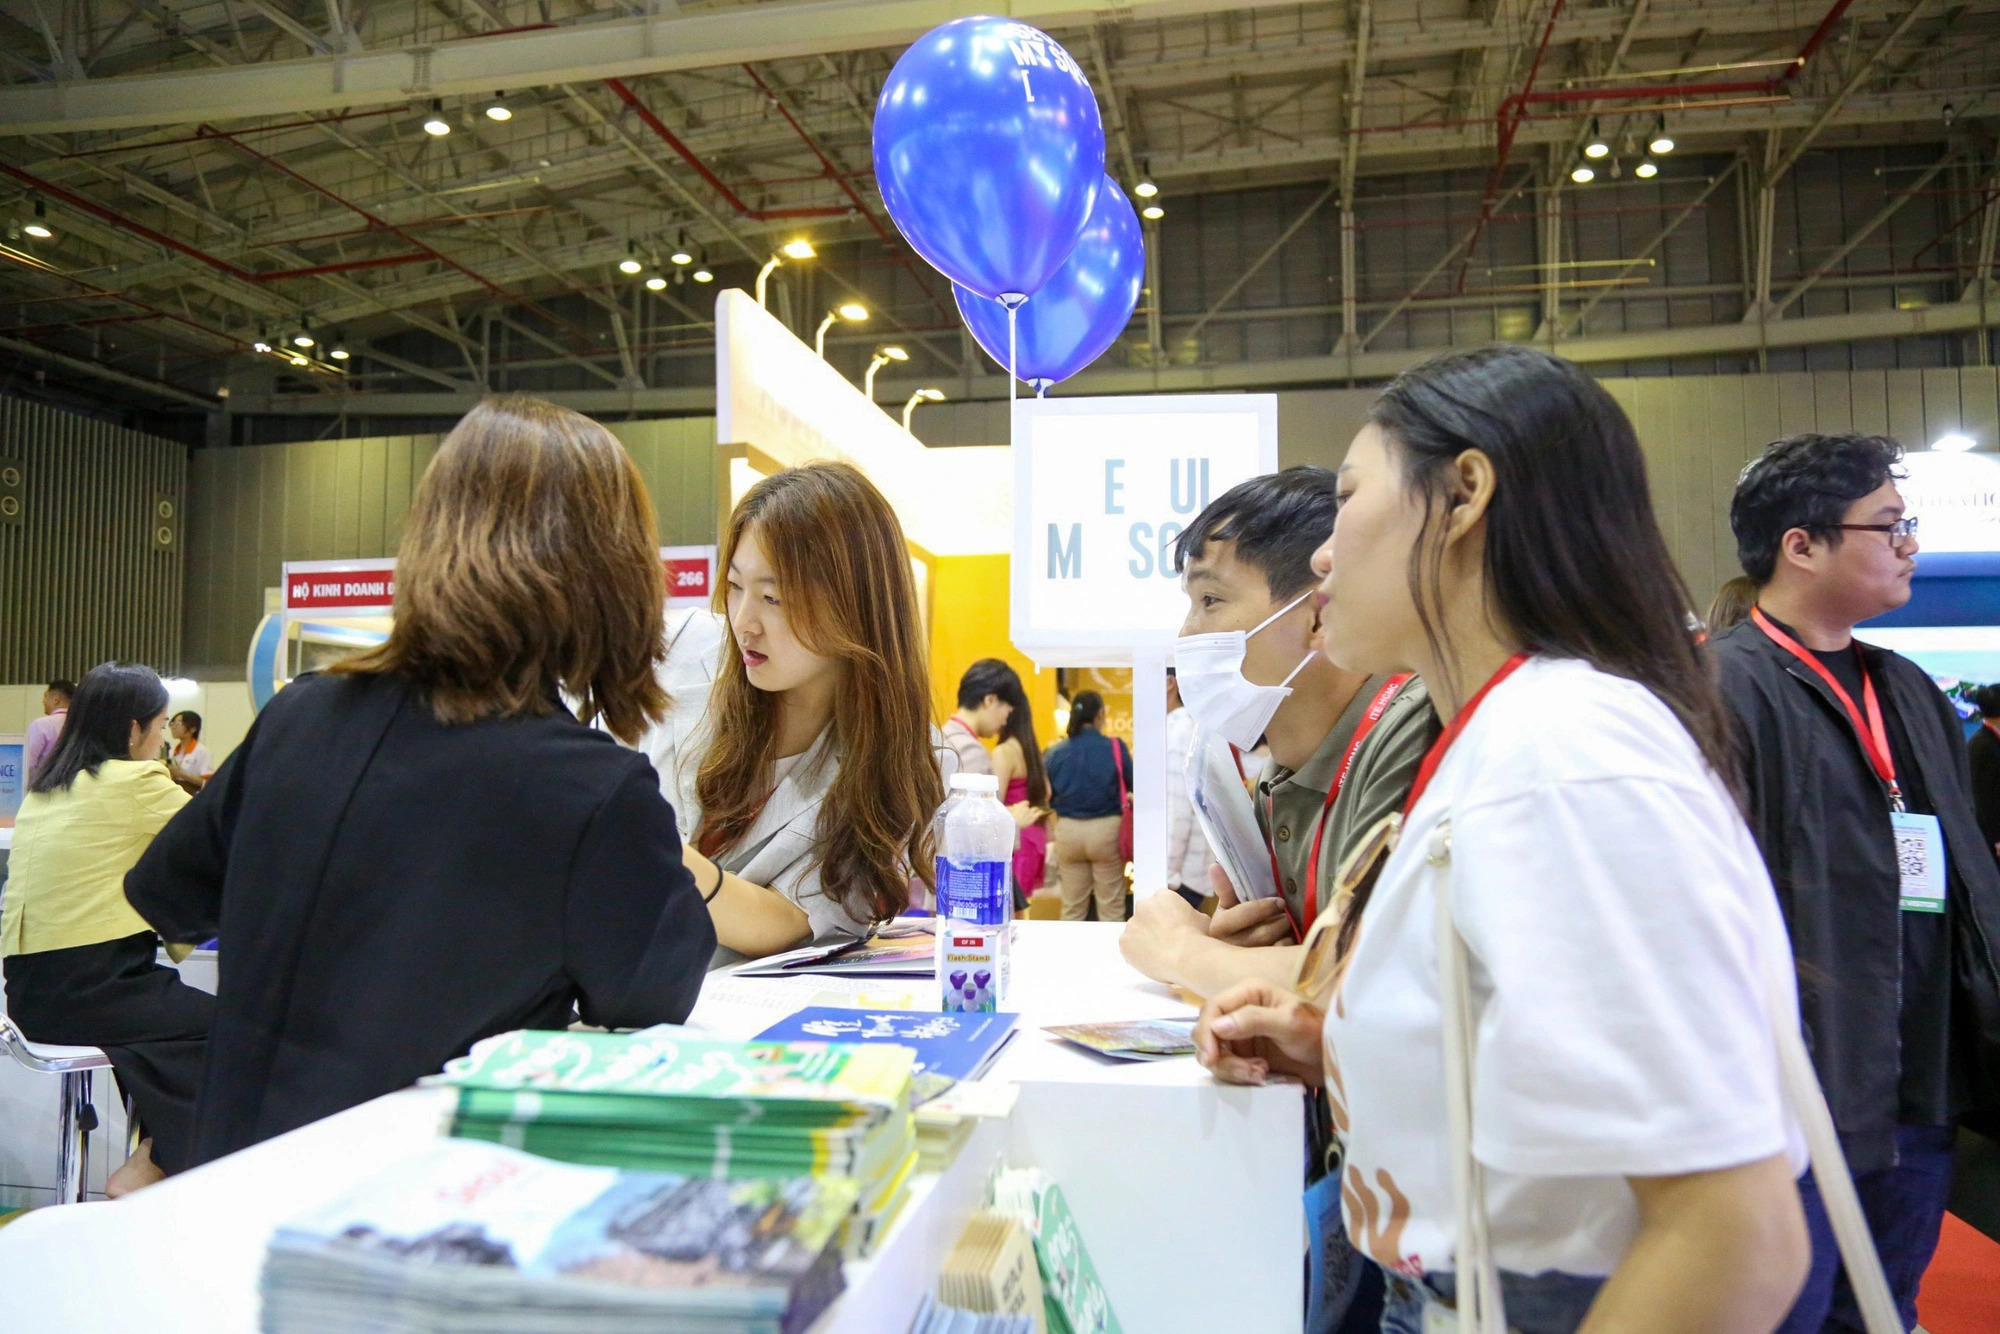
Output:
[753,1007,1018,1083]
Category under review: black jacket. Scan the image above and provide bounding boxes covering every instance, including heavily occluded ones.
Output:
[1711,621,2000,1171]
[1971,723,2000,862]
[126,671,715,1166]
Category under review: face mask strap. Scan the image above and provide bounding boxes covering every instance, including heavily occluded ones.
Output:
[1278,649,1318,690]
[1249,589,1315,639]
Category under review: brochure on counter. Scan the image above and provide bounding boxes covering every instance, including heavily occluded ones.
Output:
[753,1008,1018,1084]
[732,922,937,978]
[1042,1019,1197,1062]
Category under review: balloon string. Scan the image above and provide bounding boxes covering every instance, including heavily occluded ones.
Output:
[1008,303,1018,409]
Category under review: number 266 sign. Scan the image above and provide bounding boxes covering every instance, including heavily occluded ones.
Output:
[660,545,716,609]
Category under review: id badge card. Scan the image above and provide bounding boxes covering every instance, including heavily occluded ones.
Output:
[1891,811,1947,913]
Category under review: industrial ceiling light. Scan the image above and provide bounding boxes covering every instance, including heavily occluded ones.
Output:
[328,334,350,360]
[1141,203,1165,221]
[645,275,667,291]
[1134,179,1159,199]
[1634,160,1659,179]
[252,337,272,353]
[1570,164,1595,184]
[292,330,314,348]
[289,354,309,367]
[1583,120,1610,159]
[693,268,714,283]
[1648,118,1674,155]
[781,239,817,260]
[1933,431,1976,452]
[22,199,53,240]
[422,99,452,136]
[671,230,693,265]
[484,93,512,122]
[618,241,644,275]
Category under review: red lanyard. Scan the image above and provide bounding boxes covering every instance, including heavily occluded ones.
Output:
[947,717,979,742]
[1402,653,1533,818]
[1984,720,2000,744]
[1751,608,1902,810]
[1263,673,1414,939]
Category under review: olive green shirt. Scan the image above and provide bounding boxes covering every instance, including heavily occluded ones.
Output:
[1253,674,1438,928]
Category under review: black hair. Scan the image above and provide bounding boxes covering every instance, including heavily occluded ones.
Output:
[957,658,1048,805]
[1346,345,1738,955]
[173,710,203,738]
[1730,433,1905,585]
[46,679,74,699]
[1172,465,1340,601]
[29,662,168,795]
[1067,690,1104,739]
[1977,683,2000,719]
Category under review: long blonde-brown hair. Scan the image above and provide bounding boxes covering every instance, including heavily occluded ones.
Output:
[695,462,942,922]
[333,395,668,742]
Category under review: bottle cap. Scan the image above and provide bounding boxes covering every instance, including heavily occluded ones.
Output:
[949,773,1000,794]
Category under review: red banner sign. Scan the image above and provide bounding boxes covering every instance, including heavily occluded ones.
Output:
[283,561,397,613]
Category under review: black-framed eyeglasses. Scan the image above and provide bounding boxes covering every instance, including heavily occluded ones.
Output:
[1835,517,1919,547]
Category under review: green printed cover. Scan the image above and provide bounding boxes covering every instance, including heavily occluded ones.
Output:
[434,1030,915,1109]
[1029,1180,1122,1334]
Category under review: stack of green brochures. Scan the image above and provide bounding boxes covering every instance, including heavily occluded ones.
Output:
[430,1029,919,1255]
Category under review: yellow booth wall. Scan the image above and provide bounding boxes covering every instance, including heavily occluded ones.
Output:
[927,554,1061,758]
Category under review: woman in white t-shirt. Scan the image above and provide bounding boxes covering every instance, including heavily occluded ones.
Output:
[1194,345,1811,1333]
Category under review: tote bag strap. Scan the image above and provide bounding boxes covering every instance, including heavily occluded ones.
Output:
[1761,953,1900,1333]
[1436,809,1898,1334]
[1432,819,1506,1334]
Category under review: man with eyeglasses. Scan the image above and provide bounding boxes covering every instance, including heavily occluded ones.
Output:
[1712,432,2000,1334]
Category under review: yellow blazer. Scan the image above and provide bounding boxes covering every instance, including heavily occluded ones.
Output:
[2,759,191,957]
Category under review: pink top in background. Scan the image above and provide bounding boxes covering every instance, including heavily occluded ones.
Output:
[24,709,65,783]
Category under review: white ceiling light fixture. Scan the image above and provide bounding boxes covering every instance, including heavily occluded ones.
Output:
[1134,179,1158,199]
[1583,119,1610,159]
[618,241,643,276]
[422,99,451,136]
[1570,164,1595,184]
[1648,118,1675,155]
[693,268,714,283]
[1634,160,1659,179]
[22,199,53,240]
[484,92,512,122]
[645,275,667,291]
[1932,431,1976,452]
[1141,203,1165,220]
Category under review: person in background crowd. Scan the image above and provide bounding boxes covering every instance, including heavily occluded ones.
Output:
[3,662,208,1195]
[944,664,1002,777]
[1120,467,1434,998]
[1970,683,2000,863]
[1163,668,1217,911]
[22,678,72,784]
[1198,346,1812,1334]
[167,711,211,791]
[126,396,715,1168]
[633,462,948,964]
[1706,573,1758,636]
[1712,432,2000,1334]
[1044,691,1132,922]
[964,659,1053,905]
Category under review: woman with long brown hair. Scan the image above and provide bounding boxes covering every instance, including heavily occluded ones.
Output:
[634,461,947,962]
[128,396,714,1166]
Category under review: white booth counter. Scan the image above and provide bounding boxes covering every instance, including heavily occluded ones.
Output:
[0,922,1305,1334]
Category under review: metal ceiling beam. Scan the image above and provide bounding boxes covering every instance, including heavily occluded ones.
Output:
[231,296,2000,415]
[0,0,1323,135]
[0,331,221,408]
[1772,147,1960,316]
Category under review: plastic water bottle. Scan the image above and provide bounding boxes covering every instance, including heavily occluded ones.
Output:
[935,773,1013,925]
[934,773,1014,1009]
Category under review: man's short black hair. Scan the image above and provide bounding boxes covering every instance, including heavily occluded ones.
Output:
[1730,433,1905,585]
[47,679,74,698]
[1977,683,2000,719]
[956,658,1023,711]
[1171,465,1339,601]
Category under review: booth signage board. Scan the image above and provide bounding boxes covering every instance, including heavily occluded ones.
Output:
[661,544,716,609]
[282,558,397,620]
[715,289,1010,557]
[1011,395,1279,666]
[0,736,21,828]
[1901,450,2000,554]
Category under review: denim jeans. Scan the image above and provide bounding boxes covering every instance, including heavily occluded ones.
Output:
[1775,1123,1957,1334]
[1380,1269,1605,1334]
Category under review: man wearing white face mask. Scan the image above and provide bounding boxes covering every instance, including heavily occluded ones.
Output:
[1121,466,1437,999]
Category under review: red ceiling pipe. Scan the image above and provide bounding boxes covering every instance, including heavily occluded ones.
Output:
[199,125,601,352]
[0,161,259,282]
[604,78,848,220]
[254,252,434,280]
[58,106,410,158]
[1456,0,1860,291]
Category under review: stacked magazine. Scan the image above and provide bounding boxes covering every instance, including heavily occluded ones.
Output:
[260,1139,855,1334]
[430,1029,919,1254]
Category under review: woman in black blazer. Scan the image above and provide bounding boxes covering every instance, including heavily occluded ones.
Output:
[127,396,716,1168]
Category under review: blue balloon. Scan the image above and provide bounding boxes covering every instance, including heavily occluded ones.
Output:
[956,177,1144,389]
[874,17,1105,301]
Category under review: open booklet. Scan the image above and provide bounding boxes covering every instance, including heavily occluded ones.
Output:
[1184,724,1279,902]
[730,921,937,979]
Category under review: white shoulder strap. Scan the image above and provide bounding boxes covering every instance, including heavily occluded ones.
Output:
[1433,818,1897,1334]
